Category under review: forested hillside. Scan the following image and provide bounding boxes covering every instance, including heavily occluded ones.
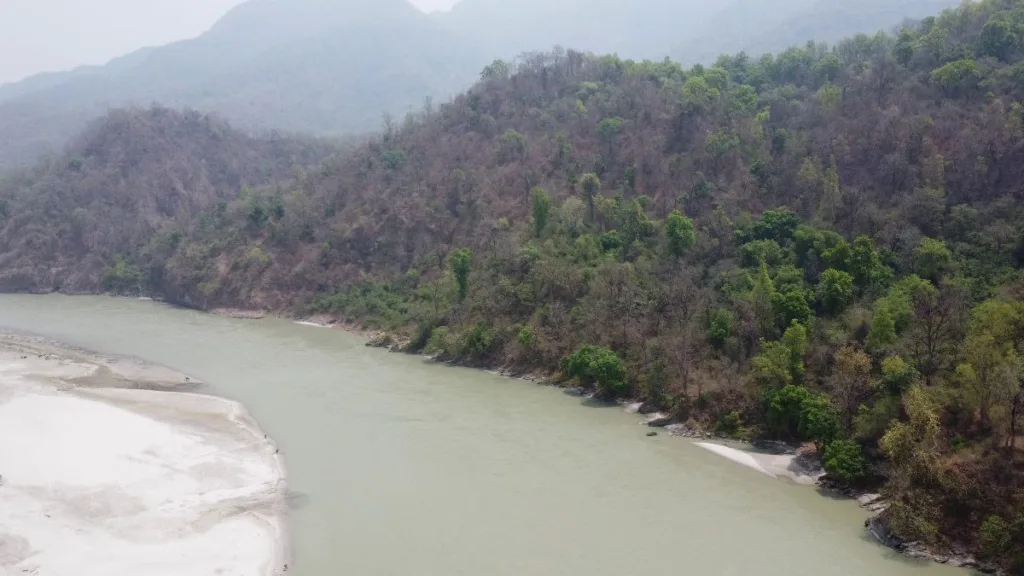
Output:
[0,107,336,294]
[4,0,1024,568]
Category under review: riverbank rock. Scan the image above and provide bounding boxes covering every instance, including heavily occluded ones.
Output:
[563,387,587,397]
[211,308,266,319]
[751,438,797,455]
[866,510,1000,574]
[645,413,673,427]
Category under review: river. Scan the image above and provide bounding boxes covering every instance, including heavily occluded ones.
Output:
[0,295,967,576]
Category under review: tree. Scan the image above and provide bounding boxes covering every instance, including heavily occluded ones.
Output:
[818,158,842,224]
[880,386,942,543]
[823,439,867,483]
[829,346,873,433]
[562,345,628,399]
[752,262,779,337]
[981,17,1018,61]
[665,210,695,258]
[905,283,966,386]
[867,303,898,353]
[930,59,980,97]
[764,384,839,446]
[707,308,733,350]
[577,173,601,223]
[596,117,624,158]
[818,268,854,315]
[914,238,952,283]
[450,248,472,302]
[531,187,551,238]
[879,356,919,396]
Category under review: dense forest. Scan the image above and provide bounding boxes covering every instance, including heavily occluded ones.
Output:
[4,0,1024,569]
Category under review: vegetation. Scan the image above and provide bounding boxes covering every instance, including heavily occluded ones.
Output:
[3,0,1024,568]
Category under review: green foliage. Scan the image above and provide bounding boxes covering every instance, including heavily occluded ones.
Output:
[914,237,953,282]
[739,207,801,244]
[764,385,839,445]
[930,58,981,95]
[741,239,786,267]
[596,117,625,144]
[450,248,472,302]
[866,303,898,353]
[531,187,552,238]
[381,150,407,170]
[772,289,813,328]
[707,308,733,350]
[979,515,1013,559]
[600,230,623,253]
[517,326,534,348]
[460,323,496,359]
[818,268,854,315]
[562,345,628,399]
[823,440,868,483]
[101,256,144,296]
[665,210,696,258]
[981,16,1019,60]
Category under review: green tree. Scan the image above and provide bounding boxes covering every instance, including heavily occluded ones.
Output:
[665,210,696,259]
[450,248,472,302]
[707,308,733,350]
[577,173,602,223]
[818,269,854,315]
[596,117,624,157]
[562,345,628,399]
[772,289,813,329]
[867,302,898,353]
[879,356,919,396]
[913,238,952,282]
[823,440,867,483]
[753,341,795,389]
[981,17,1018,61]
[531,187,551,238]
[930,59,981,96]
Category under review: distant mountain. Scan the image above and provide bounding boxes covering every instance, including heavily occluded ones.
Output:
[436,0,963,64]
[433,0,730,60]
[673,0,962,65]
[0,0,482,171]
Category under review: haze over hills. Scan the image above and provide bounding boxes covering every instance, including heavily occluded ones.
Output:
[0,0,966,172]
[0,0,482,170]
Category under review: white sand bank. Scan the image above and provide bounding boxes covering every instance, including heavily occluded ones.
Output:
[695,442,823,486]
[0,338,287,576]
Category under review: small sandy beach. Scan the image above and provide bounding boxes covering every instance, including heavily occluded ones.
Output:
[0,335,287,576]
[695,442,824,485]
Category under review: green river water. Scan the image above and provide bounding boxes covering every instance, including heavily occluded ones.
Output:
[0,295,968,576]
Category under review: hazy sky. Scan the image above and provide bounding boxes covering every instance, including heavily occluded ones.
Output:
[0,0,461,84]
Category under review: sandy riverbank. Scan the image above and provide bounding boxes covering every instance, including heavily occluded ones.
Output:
[694,442,824,486]
[0,335,287,576]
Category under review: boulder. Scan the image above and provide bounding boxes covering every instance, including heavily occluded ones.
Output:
[646,413,673,427]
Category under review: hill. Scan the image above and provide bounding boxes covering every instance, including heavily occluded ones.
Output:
[0,107,336,294]
[4,0,1024,569]
[0,0,481,171]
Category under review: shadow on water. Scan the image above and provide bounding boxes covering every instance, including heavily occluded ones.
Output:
[578,396,619,409]
[285,490,310,510]
[815,487,854,502]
